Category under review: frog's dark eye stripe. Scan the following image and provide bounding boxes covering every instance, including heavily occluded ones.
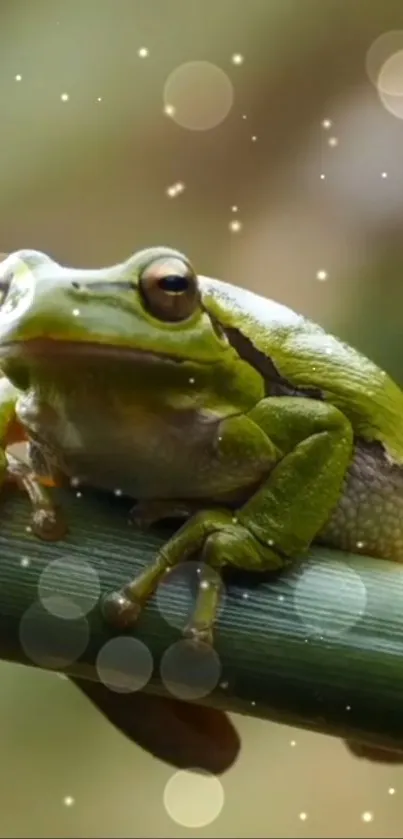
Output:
[71,280,136,293]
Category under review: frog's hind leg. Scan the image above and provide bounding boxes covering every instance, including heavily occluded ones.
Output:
[182,527,282,645]
[101,509,283,641]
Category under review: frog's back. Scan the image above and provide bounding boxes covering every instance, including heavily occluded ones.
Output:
[200,275,403,463]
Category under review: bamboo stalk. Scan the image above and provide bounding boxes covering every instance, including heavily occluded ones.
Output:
[1,483,403,753]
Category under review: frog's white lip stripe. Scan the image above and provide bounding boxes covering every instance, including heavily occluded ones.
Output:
[0,337,207,366]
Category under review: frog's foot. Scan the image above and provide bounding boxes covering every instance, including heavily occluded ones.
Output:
[129,499,201,531]
[101,589,143,630]
[6,451,67,541]
[101,509,233,635]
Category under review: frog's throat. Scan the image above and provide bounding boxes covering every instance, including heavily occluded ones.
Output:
[0,338,209,367]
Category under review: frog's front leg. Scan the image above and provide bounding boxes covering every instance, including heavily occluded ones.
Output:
[0,378,66,540]
[102,397,353,644]
[6,449,67,540]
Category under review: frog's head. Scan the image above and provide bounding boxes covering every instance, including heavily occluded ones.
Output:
[0,247,252,402]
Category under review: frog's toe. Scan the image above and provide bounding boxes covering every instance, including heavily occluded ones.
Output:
[183,621,214,647]
[31,506,67,541]
[101,590,143,630]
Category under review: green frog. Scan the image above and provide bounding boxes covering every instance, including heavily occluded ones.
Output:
[0,246,402,645]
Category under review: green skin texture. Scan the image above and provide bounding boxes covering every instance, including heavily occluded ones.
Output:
[0,246,402,644]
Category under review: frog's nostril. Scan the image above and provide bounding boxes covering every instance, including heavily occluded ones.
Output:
[71,281,81,291]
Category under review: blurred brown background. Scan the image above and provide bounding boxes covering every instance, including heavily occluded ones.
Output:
[2,0,403,836]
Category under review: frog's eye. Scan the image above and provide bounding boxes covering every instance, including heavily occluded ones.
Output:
[139,257,200,322]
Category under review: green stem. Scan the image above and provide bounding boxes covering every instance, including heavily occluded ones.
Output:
[1,484,403,752]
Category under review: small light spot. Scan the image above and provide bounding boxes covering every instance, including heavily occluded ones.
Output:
[251,135,257,141]
[375,46,403,119]
[278,594,284,602]
[166,181,185,198]
[200,580,210,591]
[320,173,326,180]
[316,270,328,281]
[381,171,388,178]
[164,103,176,117]
[60,93,69,102]
[356,541,365,549]
[163,61,233,131]
[267,538,274,546]
[242,592,249,600]
[220,680,228,689]
[20,604,89,669]
[328,136,338,147]
[114,488,122,496]
[138,47,149,58]
[76,491,82,498]
[232,53,244,65]
[63,796,75,807]
[25,526,32,533]
[72,308,80,317]
[156,560,226,631]
[38,557,101,620]
[290,739,297,747]
[188,377,195,384]
[299,812,308,822]
[321,118,332,129]
[231,516,238,524]
[229,219,242,233]
[388,787,396,795]
[231,205,238,212]
[361,811,374,823]
[325,347,332,355]
[20,557,30,568]
[96,637,153,693]
[70,477,80,488]
[251,700,256,706]
[293,559,367,638]
[97,96,102,102]
[161,639,221,700]
[163,769,224,829]
[15,74,22,81]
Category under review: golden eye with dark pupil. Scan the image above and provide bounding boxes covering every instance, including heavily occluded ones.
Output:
[139,258,200,322]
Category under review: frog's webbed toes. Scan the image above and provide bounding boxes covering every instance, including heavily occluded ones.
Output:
[183,622,214,647]
[101,589,143,629]
[31,505,67,541]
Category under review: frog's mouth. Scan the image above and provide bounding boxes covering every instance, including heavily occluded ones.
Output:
[0,337,194,366]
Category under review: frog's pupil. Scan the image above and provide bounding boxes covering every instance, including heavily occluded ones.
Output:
[158,275,189,293]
